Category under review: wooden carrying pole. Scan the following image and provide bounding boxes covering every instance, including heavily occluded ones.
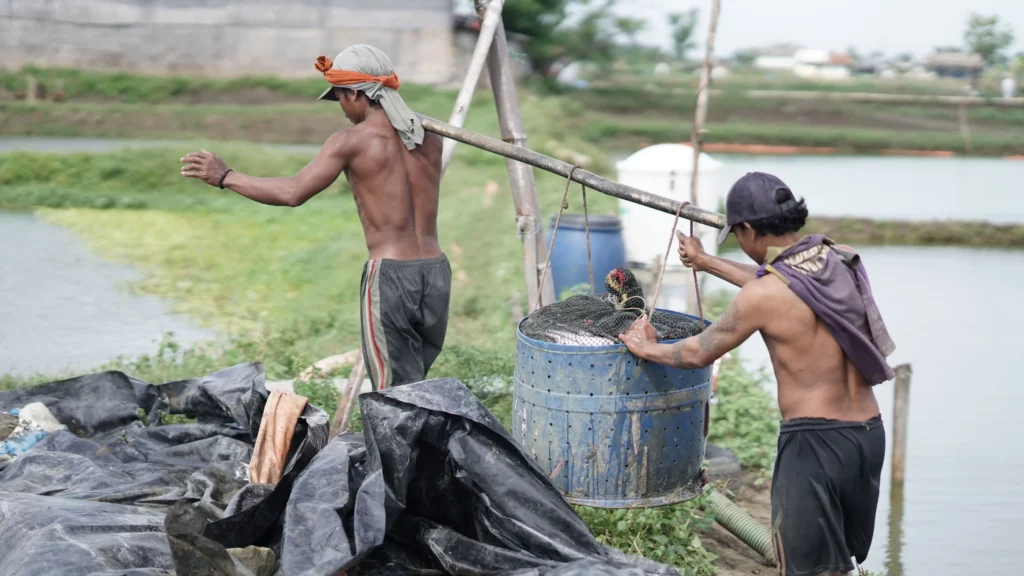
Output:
[441,0,504,174]
[891,363,912,485]
[420,115,726,229]
[475,0,555,311]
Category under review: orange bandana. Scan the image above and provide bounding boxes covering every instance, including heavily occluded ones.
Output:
[314,56,400,90]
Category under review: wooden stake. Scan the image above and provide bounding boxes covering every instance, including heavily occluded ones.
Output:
[475,0,554,311]
[441,0,505,174]
[329,354,366,438]
[419,115,725,228]
[891,363,912,485]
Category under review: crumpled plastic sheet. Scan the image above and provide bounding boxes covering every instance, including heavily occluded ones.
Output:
[0,364,680,576]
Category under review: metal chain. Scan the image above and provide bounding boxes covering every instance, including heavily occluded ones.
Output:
[537,166,579,310]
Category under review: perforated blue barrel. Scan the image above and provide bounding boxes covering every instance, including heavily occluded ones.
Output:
[513,310,712,508]
[545,214,626,298]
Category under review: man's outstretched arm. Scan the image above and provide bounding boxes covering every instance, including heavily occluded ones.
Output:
[619,282,763,369]
[180,132,352,207]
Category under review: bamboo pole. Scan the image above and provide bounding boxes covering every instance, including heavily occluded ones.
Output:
[441,0,505,174]
[476,0,554,310]
[679,0,722,317]
[419,115,726,228]
[891,363,912,485]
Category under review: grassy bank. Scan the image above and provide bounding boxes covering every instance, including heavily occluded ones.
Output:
[719,216,1024,251]
[3,67,1023,156]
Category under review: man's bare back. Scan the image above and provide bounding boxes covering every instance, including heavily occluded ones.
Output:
[338,111,443,260]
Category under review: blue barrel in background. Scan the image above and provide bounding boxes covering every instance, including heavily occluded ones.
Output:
[513,311,713,508]
[545,214,626,299]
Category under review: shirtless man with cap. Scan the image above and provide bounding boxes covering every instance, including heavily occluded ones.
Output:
[180,45,450,391]
[620,172,896,576]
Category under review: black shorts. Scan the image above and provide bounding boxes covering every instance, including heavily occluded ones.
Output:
[771,415,885,576]
[359,254,451,390]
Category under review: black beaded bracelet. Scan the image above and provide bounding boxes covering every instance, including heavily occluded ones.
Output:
[218,168,233,189]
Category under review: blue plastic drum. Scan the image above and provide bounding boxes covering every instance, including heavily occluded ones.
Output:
[545,214,626,298]
[513,310,712,508]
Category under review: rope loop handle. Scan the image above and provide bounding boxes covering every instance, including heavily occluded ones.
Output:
[648,200,706,332]
[537,166,580,310]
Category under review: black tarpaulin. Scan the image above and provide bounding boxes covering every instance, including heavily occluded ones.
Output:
[0,365,680,576]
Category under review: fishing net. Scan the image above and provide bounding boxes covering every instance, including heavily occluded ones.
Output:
[520,294,703,346]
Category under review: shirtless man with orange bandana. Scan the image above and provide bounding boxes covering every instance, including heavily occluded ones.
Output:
[180,44,449,391]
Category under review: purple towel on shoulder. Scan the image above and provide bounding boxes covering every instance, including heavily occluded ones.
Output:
[756,234,896,385]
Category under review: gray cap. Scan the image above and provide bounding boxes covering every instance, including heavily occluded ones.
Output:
[717,172,799,244]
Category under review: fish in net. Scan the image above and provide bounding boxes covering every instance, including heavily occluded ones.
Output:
[520,269,704,346]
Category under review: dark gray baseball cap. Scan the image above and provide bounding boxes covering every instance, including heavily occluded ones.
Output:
[716,172,799,244]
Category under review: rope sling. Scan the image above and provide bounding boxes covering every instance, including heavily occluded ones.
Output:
[536,167,706,334]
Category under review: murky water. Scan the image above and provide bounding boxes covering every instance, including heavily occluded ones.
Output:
[718,155,1024,223]
[701,247,1024,576]
[0,212,214,377]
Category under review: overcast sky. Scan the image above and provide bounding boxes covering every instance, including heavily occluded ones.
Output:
[457,0,1023,58]
[620,0,1023,57]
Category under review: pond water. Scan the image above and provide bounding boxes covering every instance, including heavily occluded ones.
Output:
[718,155,1024,224]
[701,246,1024,576]
[0,211,214,377]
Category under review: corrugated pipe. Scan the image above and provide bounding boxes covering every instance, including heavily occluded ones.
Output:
[707,489,777,566]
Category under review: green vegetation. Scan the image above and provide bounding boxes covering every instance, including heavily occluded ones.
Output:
[3,67,1023,156]
[718,216,1024,252]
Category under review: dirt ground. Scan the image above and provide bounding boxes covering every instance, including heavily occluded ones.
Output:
[704,472,777,576]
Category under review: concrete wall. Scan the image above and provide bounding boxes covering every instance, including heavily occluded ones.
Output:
[0,0,455,84]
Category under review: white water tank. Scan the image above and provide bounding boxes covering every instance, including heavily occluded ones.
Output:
[1003,77,1018,99]
[616,144,723,314]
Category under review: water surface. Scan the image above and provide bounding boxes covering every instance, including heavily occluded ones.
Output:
[718,155,1024,224]
[0,212,214,377]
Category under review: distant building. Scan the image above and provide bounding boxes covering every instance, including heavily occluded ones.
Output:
[752,43,802,71]
[2,0,456,84]
[751,44,852,79]
[924,51,985,79]
[790,50,851,79]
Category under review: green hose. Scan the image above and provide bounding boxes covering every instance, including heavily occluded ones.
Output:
[708,489,777,566]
